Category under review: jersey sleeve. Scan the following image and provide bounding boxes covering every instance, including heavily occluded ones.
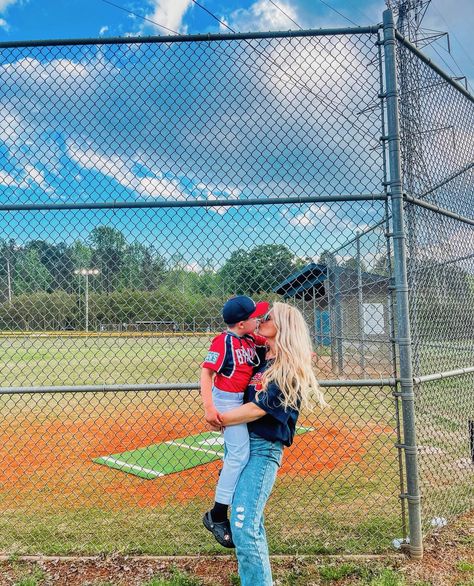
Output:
[202,334,227,373]
[252,334,267,347]
[252,382,296,425]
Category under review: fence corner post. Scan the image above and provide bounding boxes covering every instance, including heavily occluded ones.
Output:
[382,7,423,560]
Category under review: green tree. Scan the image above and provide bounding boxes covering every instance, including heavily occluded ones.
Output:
[341,256,367,273]
[192,258,219,296]
[166,252,188,293]
[0,239,18,302]
[144,246,167,291]
[90,226,126,293]
[70,240,93,269]
[373,254,390,276]
[219,244,298,294]
[27,240,75,292]
[13,248,53,294]
[318,250,338,267]
[119,243,167,291]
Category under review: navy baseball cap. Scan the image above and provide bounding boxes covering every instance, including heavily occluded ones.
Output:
[222,296,270,325]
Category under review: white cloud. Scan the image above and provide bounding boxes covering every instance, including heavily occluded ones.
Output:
[0,170,16,186]
[0,17,9,30]
[143,0,193,34]
[285,204,338,228]
[185,261,203,273]
[193,182,239,214]
[282,204,377,234]
[2,57,90,86]
[67,143,134,183]
[0,108,25,146]
[99,26,109,35]
[224,0,300,32]
[204,193,227,215]
[134,176,186,199]
[416,225,474,263]
[24,164,53,194]
[0,0,19,12]
[67,142,188,200]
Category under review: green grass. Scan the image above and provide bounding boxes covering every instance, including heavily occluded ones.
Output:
[368,568,406,586]
[457,562,474,573]
[3,334,470,557]
[11,566,46,586]
[0,436,402,555]
[142,568,203,586]
[319,562,362,581]
[0,339,402,556]
[0,336,210,388]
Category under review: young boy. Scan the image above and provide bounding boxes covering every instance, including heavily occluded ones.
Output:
[201,295,269,548]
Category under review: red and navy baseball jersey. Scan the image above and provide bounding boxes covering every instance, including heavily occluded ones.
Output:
[202,331,267,393]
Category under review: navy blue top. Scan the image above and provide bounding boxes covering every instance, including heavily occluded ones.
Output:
[245,359,300,447]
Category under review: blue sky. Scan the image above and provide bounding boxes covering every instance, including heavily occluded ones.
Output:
[0,0,471,269]
[0,0,471,87]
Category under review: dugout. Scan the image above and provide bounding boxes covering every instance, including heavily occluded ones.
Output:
[274,263,393,375]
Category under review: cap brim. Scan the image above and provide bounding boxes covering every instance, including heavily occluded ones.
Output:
[249,301,270,318]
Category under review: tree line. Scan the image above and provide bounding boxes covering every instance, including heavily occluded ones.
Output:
[0,227,313,299]
[0,226,471,335]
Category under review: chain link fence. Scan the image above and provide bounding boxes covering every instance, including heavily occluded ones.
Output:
[0,11,471,557]
[396,34,474,537]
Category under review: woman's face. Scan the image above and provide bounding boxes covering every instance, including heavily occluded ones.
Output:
[257,310,277,338]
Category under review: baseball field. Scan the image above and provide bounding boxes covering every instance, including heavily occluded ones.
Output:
[0,334,402,555]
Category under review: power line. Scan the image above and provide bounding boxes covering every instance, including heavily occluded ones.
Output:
[431,0,474,72]
[101,0,378,143]
[189,0,236,33]
[428,41,468,85]
[187,0,378,134]
[428,42,472,93]
[315,0,360,27]
[267,0,303,30]
[101,0,180,35]
[342,0,374,24]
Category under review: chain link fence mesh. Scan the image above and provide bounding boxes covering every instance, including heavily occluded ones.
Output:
[0,23,471,556]
[396,38,474,536]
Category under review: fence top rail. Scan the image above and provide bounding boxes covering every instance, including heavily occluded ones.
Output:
[0,194,387,214]
[0,379,397,394]
[0,25,382,50]
[395,30,474,104]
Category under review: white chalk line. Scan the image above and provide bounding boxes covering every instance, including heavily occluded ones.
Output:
[100,428,311,477]
[166,440,224,457]
[99,456,164,477]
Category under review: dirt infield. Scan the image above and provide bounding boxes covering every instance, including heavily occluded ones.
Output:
[0,406,394,509]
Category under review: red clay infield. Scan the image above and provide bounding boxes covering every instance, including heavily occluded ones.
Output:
[0,408,394,509]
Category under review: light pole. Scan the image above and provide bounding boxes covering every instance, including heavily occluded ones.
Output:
[74,268,100,332]
[6,256,12,304]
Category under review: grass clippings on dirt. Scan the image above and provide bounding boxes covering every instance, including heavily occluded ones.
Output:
[0,508,472,586]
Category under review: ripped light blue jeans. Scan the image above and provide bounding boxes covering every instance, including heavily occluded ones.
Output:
[212,387,250,505]
[231,432,284,586]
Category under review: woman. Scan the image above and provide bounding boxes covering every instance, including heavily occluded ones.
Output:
[215,302,327,586]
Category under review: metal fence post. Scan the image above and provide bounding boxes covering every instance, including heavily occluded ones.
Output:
[382,8,423,559]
